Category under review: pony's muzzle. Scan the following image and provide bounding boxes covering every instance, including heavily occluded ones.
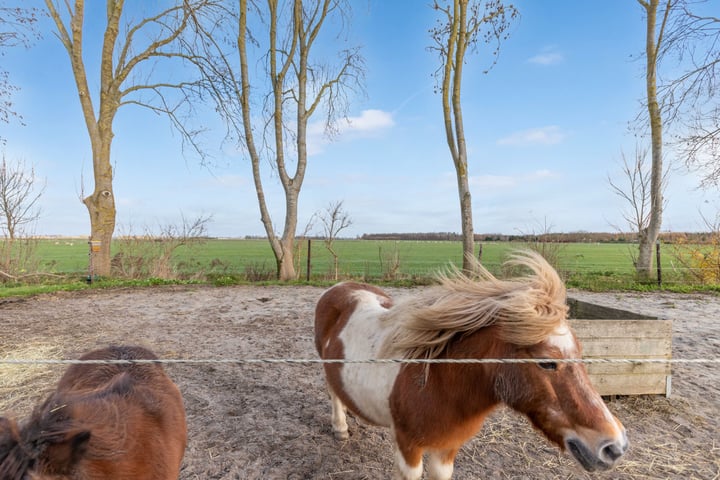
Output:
[565,430,628,472]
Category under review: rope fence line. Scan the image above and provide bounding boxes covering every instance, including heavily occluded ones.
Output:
[0,357,718,366]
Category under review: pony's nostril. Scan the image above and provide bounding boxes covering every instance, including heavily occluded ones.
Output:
[601,441,625,462]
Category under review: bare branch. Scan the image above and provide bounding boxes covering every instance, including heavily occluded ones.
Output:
[429,0,518,272]
[185,0,365,280]
[44,0,216,276]
[608,145,669,235]
[317,200,352,280]
[0,154,45,239]
[634,0,720,187]
[0,6,41,136]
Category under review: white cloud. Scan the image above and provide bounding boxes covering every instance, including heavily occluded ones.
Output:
[337,109,395,134]
[307,109,395,155]
[496,126,567,146]
[532,169,554,179]
[528,52,564,66]
[527,46,564,66]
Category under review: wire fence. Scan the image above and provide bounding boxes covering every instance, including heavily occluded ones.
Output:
[1,357,718,366]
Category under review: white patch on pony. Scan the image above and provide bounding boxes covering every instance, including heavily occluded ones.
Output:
[329,388,349,440]
[337,290,400,427]
[553,327,623,436]
[591,394,625,435]
[546,322,576,355]
[394,446,423,480]
[427,452,454,480]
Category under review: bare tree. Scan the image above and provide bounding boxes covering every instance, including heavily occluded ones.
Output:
[0,5,40,137]
[44,0,211,276]
[633,0,720,276]
[657,1,720,187]
[187,0,364,281]
[609,147,653,238]
[608,145,668,269]
[634,0,673,280]
[0,153,44,240]
[429,0,518,272]
[318,200,352,280]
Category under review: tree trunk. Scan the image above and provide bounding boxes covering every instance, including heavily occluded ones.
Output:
[457,172,474,270]
[277,235,297,281]
[46,0,118,277]
[83,158,117,276]
[259,182,299,282]
[440,0,475,273]
[637,0,666,280]
[84,189,115,278]
[636,228,653,277]
[454,2,475,272]
[276,186,300,281]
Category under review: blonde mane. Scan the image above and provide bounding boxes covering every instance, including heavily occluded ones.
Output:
[380,250,569,360]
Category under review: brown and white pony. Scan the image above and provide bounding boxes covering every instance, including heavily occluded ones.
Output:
[315,251,628,479]
[0,345,187,480]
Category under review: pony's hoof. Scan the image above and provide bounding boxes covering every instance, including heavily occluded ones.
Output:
[333,429,349,441]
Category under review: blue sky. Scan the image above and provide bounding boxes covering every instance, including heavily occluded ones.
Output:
[2,1,717,238]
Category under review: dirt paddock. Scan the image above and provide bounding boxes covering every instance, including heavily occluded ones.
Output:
[0,285,718,479]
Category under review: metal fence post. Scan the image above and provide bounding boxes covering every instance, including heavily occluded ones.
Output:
[656,240,662,287]
[306,239,312,282]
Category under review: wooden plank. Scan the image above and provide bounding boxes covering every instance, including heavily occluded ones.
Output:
[568,298,657,320]
[579,338,671,358]
[585,362,671,376]
[589,373,670,396]
[570,319,672,339]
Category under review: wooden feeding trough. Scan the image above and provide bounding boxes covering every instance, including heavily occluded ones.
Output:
[568,298,672,397]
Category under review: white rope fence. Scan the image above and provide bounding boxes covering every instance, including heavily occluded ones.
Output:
[0,357,718,366]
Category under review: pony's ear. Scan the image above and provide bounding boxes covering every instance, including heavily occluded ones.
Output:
[41,430,91,475]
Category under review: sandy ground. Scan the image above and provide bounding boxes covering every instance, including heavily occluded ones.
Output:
[0,285,718,479]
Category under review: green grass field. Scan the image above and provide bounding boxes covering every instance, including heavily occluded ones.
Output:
[1,235,715,300]
[28,237,684,285]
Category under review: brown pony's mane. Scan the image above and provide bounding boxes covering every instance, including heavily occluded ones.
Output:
[0,377,132,479]
[380,250,569,360]
[0,417,28,479]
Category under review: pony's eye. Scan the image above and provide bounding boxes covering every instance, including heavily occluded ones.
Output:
[538,361,558,371]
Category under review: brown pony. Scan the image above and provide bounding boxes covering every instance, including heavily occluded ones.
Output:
[0,345,187,480]
[315,251,628,479]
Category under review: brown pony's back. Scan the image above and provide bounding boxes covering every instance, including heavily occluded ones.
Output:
[0,345,187,480]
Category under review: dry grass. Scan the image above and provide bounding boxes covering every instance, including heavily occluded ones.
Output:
[0,342,64,413]
[461,398,720,480]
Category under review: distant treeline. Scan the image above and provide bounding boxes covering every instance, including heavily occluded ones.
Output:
[357,232,715,244]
